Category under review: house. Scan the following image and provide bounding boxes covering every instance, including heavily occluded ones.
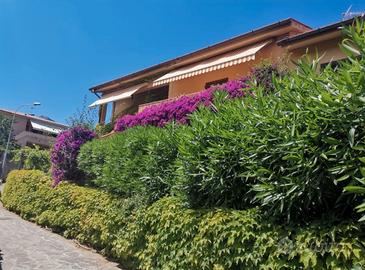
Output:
[89,18,311,124]
[277,16,361,68]
[0,108,68,149]
[89,16,362,125]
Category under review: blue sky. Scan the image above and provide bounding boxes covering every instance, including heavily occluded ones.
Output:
[1,0,365,124]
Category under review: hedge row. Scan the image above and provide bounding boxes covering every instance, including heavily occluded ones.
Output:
[3,170,365,270]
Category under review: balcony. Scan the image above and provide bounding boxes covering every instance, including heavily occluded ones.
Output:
[15,131,56,148]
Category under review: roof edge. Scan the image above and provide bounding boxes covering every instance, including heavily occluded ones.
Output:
[0,108,68,128]
[90,18,310,93]
[278,16,364,46]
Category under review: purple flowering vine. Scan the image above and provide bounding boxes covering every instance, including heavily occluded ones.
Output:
[114,78,250,132]
[51,126,95,186]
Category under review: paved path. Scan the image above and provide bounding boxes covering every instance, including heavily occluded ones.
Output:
[0,203,122,270]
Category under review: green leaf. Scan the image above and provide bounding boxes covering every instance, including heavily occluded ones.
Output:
[349,128,355,147]
[344,186,365,194]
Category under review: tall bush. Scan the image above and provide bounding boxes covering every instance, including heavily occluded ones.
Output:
[78,125,178,202]
[51,126,95,185]
[176,20,365,222]
[334,19,365,221]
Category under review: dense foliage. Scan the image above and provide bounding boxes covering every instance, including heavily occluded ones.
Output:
[176,20,365,222]
[3,170,365,270]
[51,126,95,185]
[114,78,250,132]
[78,125,178,202]
[12,146,50,172]
[338,19,365,222]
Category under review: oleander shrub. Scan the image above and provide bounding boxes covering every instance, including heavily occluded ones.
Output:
[114,78,250,132]
[12,146,51,172]
[51,126,95,185]
[177,20,365,222]
[78,124,178,202]
[3,170,365,270]
[334,19,365,221]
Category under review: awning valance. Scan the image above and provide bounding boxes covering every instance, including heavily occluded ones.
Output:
[30,121,63,134]
[153,41,270,86]
[89,83,147,107]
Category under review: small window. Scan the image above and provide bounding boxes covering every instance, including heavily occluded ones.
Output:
[205,78,228,89]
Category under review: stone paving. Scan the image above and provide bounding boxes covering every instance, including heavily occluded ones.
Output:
[0,202,122,270]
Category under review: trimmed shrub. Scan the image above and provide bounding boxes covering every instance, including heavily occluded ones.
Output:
[1,170,144,269]
[51,126,95,185]
[114,78,250,132]
[3,170,365,270]
[78,124,178,202]
[12,146,51,173]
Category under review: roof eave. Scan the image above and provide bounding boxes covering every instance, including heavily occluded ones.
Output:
[277,16,364,47]
[90,18,311,93]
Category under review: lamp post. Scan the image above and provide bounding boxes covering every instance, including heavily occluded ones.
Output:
[1,102,41,180]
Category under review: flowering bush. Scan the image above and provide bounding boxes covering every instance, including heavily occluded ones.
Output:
[114,78,250,132]
[51,126,95,186]
[250,62,286,93]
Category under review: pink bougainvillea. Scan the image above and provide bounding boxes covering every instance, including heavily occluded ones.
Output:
[114,78,250,132]
[51,126,95,186]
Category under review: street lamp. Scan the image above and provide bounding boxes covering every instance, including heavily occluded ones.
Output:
[1,102,41,180]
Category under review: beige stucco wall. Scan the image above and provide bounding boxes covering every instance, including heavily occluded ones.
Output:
[288,37,346,67]
[113,98,134,120]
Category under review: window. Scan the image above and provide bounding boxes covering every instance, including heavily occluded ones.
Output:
[205,78,228,89]
[134,85,169,105]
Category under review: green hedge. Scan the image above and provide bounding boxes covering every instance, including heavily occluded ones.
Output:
[3,170,365,269]
[12,146,51,173]
[78,125,178,202]
[2,170,143,268]
[176,21,365,222]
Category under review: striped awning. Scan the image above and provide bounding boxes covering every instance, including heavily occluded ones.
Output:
[30,121,63,134]
[153,41,270,86]
[89,83,147,107]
